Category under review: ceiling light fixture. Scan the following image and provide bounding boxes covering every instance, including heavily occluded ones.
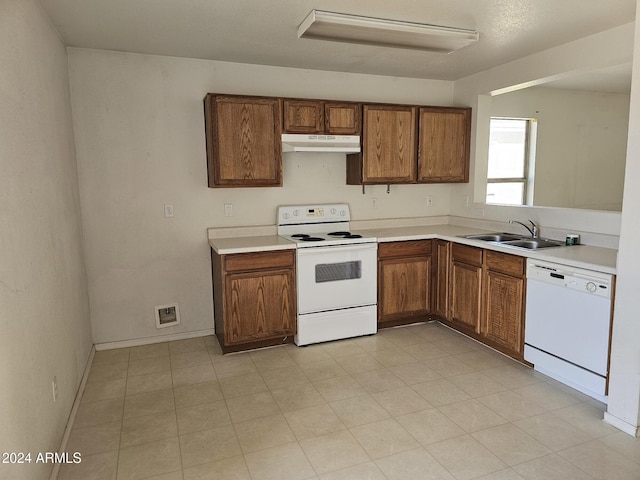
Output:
[298,10,479,53]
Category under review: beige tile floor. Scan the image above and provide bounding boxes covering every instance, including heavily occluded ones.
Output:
[58,322,640,480]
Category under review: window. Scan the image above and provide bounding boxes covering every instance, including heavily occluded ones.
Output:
[486,117,536,205]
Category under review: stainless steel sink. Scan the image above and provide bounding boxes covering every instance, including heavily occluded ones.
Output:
[461,233,526,242]
[461,232,565,250]
[499,238,565,250]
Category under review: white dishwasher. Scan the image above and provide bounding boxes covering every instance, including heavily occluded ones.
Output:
[524,259,613,403]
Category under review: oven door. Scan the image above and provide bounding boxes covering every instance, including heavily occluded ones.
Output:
[296,243,377,315]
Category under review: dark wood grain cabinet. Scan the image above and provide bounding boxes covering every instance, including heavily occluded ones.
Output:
[449,244,483,334]
[482,250,526,357]
[347,105,471,185]
[418,107,471,183]
[204,94,282,187]
[283,99,361,134]
[433,240,451,320]
[433,243,527,361]
[205,93,470,187]
[211,249,296,353]
[378,240,432,328]
[325,102,361,134]
[347,104,417,184]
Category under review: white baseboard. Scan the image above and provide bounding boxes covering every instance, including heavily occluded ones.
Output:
[49,345,96,480]
[604,411,640,437]
[94,328,215,351]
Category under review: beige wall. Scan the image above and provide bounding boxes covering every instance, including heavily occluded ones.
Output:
[491,87,629,211]
[67,49,455,345]
[0,1,92,478]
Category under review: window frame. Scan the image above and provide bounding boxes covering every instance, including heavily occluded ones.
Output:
[486,117,537,206]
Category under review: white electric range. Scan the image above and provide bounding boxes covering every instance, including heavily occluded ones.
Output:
[277,204,378,346]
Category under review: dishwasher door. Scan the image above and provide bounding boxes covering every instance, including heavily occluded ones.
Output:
[524,259,613,401]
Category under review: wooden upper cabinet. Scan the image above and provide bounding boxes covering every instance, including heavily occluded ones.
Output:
[283,99,324,133]
[417,107,471,183]
[283,100,361,135]
[325,102,361,134]
[347,104,417,184]
[204,94,282,187]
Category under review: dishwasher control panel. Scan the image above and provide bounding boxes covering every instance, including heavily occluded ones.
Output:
[526,260,612,299]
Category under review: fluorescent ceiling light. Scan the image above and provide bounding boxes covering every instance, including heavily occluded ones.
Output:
[298,10,479,53]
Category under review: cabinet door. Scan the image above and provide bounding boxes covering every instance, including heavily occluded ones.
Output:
[325,102,361,134]
[353,105,417,184]
[450,261,482,333]
[417,107,471,183]
[224,268,296,345]
[205,94,282,187]
[379,256,431,324]
[283,99,324,133]
[482,270,524,354]
[433,240,450,319]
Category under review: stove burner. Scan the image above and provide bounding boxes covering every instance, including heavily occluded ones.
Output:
[328,231,362,239]
[301,236,325,242]
[291,234,311,238]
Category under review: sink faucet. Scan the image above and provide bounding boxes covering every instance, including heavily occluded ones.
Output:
[509,219,539,238]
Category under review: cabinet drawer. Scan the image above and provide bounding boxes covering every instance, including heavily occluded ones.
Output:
[485,250,525,277]
[378,240,432,259]
[224,250,295,273]
[451,243,483,266]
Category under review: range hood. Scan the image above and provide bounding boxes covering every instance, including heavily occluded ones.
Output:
[282,134,361,153]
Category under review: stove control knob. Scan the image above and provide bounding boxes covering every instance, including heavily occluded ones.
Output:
[293,209,300,217]
[330,208,337,215]
[340,210,346,217]
[586,282,597,293]
[283,213,290,220]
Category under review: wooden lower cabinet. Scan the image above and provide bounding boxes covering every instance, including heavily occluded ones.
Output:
[378,240,431,328]
[482,251,525,357]
[449,244,483,334]
[433,240,451,319]
[435,244,527,361]
[211,249,296,353]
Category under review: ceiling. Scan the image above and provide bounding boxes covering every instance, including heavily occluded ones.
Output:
[39,0,636,81]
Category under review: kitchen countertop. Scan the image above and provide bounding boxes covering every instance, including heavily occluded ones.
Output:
[208,224,617,274]
[359,224,617,274]
[209,235,296,255]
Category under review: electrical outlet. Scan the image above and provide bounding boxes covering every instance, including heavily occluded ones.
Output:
[52,376,58,402]
[464,195,470,207]
[427,195,433,207]
[474,207,485,217]
[164,204,174,218]
[224,203,233,217]
[371,198,378,209]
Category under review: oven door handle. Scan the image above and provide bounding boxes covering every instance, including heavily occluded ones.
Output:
[296,243,377,255]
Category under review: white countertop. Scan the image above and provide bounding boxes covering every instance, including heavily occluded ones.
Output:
[209,235,296,255]
[208,224,617,274]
